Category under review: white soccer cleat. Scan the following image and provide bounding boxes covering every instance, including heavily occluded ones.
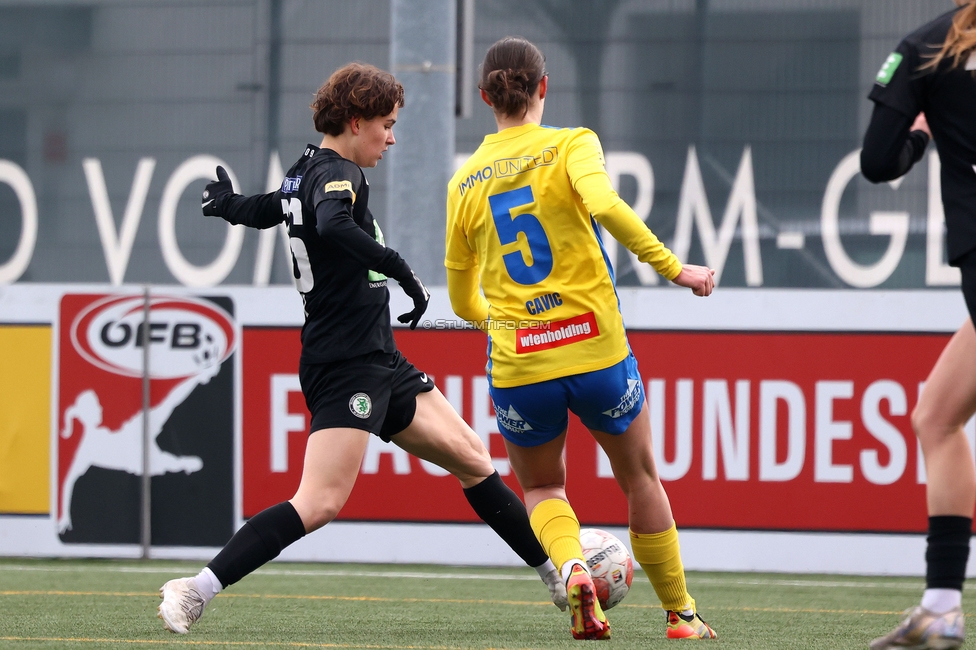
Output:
[158,577,206,634]
[870,605,964,650]
[543,568,569,611]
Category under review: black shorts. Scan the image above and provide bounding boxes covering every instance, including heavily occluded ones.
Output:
[299,350,434,441]
[960,250,976,325]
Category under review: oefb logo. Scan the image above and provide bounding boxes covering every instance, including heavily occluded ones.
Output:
[57,293,236,546]
[70,295,236,379]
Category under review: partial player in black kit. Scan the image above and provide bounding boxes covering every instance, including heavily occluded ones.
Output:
[861,3,976,649]
[157,62,566,635]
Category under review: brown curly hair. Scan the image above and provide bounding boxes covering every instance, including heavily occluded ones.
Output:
[479,37,546,118]
[311,63,405,136]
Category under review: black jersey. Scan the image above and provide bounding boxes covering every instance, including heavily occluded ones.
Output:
[219,145,417,363]
[282,145,396,363]
[868,7,976,264]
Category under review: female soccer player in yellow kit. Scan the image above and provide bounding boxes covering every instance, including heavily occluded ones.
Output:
[445,36,717,641]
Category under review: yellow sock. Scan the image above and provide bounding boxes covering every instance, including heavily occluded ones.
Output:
[630,523,694,612]
[529,499,585,573]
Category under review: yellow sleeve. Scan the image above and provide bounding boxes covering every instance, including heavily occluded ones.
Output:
[566,130,683,281]
[445,181,488,328]
[444,192,477,271]
[447,266,490,329]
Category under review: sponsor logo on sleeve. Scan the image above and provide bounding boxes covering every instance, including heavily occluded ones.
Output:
[516,312,599,354]
[368,221,388,284]
[324,180,355,203]
[875,52,902,86]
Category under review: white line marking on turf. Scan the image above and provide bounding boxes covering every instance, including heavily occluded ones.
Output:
[0,563,925,589]
[0,564,543,581]
[691,576,922,590]
[0,637,477,649]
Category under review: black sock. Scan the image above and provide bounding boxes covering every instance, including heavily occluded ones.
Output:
[206,501,306,588]
[463,471,549,568]
[925,515,972,591]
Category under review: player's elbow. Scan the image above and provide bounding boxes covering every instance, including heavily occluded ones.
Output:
[314,220,339,240]
[448,295,484,326]
[859,150,899,184]
[451,301,480,324]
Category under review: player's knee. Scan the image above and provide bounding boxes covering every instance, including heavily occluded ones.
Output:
[301,503,340,532]
[291,494,345,532]
[450,445,494,483]
[610,461,660,497]
[912,402,959,443]
[458,458,495,483]
[911,403,928,439]
[459,430,492,465]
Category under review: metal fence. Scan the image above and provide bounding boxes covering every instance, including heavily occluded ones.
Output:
[0,0,959,288]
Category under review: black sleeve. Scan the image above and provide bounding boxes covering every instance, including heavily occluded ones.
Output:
[868,40,924,119]
[313,199,413,282]
[860,103,930,183]
[218,191,285,229]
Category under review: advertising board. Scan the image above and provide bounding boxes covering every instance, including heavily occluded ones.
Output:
[0,284,969,574]
[241,327,953,534]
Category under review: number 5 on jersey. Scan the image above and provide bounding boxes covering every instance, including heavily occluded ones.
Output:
[282,198,313,293]
[488,185,553,285]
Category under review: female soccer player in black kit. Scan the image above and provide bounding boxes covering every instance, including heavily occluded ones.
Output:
[157,62,566,634]
[861,3,976,649]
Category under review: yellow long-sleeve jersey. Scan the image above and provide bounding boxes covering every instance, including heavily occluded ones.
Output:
[445,123,681,388]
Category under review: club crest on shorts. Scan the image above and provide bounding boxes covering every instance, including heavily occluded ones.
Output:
[349,392,372,419]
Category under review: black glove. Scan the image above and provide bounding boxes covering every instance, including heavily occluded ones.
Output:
[397,271,430,330]
[202,166,234,217]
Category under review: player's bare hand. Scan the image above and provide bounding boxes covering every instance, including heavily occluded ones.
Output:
[671,264,715,297]
[911,112,931,139]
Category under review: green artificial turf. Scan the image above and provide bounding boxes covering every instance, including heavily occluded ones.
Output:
[0,558,961,649]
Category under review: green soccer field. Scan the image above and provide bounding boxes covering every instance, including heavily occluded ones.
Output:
[0,557,963,649]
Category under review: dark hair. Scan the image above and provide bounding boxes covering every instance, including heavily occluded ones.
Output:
[478,37,546,118]
[310,62,405,136]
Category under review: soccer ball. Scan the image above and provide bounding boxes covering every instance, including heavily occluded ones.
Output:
[580,528,634,610]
